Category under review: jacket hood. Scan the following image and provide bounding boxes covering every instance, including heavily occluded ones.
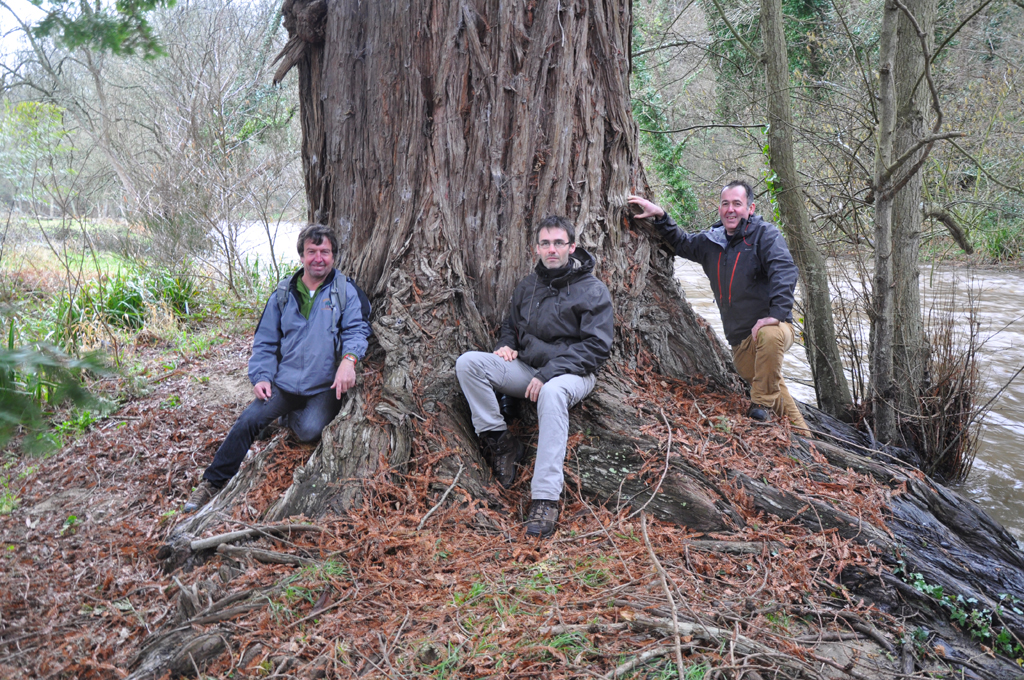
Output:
[534,247,597,287]
[707,214,767,249]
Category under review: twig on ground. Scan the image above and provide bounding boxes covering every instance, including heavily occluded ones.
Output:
[626,409,674,520]
[603,645,672,679]
[641,513,685,680]
[215,543,316,567]
[190,524,324,552]
[417,464,464,530]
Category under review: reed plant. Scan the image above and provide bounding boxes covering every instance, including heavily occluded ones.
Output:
[916,282,981,482]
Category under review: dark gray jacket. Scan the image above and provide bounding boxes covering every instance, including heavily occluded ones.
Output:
[653,212,798,346]
[495,248,614,383]
[249,269,372,396]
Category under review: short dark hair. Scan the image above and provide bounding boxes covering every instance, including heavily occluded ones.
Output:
[535,215,576,244]
[297,224,338,257]
[722,180,754,204]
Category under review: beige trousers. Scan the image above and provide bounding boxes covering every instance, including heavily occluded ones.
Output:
[731,322,810,436]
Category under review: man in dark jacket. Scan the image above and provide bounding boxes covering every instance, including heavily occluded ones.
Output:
[456,215,614,538]
[183,224,372,512]
[629,182,810,435]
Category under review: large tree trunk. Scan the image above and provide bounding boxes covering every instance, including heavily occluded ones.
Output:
[759,0,853,420]
[892,0,935,443]
[159,0,742,541]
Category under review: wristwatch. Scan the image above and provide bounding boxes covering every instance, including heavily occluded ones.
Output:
[342,353,358,364]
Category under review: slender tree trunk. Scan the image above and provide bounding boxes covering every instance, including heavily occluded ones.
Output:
[870,0,900,443]
[892,0,935,441]
[759,0,853,420]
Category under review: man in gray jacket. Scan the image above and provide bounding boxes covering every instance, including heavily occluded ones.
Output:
[629,182,809,435]
[184,224,372,512]
[456,216,614,538]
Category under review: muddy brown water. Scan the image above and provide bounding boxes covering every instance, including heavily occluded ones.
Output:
[675,258,1024,543]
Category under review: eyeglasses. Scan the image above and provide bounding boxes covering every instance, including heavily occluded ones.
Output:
[538,240,570,249]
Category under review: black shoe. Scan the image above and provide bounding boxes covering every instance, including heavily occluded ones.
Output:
[748,405,770,422]
[525,499,559,538]
[487,431,524,488]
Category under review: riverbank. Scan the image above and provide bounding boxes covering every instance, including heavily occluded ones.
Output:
[674,257,1024,543]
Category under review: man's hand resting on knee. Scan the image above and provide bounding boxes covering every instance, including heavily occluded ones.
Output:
[525,377,544,402]
[494,346,518,361]
[751,316,780,341]
[254,381,272,401]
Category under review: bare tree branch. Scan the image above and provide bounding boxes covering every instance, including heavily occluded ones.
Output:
[639,122,766,134]
[706,0,761,63]
[931,0,994,64]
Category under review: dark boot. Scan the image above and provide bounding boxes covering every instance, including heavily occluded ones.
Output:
[525,499,559,538]
[183,479,220,513]
[747,404,770,422]
[485,430,524,489]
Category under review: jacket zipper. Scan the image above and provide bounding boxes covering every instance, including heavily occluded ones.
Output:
[728,252,741,306]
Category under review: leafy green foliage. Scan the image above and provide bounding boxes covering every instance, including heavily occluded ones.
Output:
[631,18,699,227]
[0,342,105,454]
[0,101,73,207]
[29,0,177,59]
[895,560,1024,659]
[53,264,201,347]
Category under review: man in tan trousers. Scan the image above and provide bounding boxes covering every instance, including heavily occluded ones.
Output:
[629,182,810,436]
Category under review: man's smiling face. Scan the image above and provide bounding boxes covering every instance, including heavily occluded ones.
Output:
[301,239,334,283]
[718,185,755,235]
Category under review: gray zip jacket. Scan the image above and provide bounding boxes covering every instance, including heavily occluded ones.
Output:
[495,248,614,383]
[653,212,798,346]
[249,269,372,395]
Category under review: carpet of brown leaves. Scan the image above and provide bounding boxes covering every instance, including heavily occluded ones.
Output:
[0,333,913,679]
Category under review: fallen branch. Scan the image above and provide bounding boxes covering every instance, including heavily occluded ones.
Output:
[640,513,685,680]
[190,524,324,552]
[539,622,631,636]
[687,540,783,555]
[603,645,673,679]
[794,631,867,643]
[216,544,317,567]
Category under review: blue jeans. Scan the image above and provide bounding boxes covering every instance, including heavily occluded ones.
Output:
[202,386,341,486]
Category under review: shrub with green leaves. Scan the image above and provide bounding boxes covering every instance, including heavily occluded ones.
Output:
[53,264,201,347]
[0,343,105,454]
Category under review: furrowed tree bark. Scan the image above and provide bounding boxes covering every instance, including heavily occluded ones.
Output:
[892,0,935,444]
[158,0,743,561]
[759,0,853,420]
[273,0,743,517]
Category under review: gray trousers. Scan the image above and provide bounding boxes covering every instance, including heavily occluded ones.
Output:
[455,351,596,501]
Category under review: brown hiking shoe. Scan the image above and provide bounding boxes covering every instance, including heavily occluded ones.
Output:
[525,499,559,538]
[488,431,524,489]
[183,479,218,513]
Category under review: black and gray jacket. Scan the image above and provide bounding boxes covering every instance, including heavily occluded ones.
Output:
[652,212,798,347]
[495,247,614,383]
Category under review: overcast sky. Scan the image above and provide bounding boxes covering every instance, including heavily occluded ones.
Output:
[1,0,43,56]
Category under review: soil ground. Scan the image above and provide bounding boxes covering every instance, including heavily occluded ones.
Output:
[0,327,991,679]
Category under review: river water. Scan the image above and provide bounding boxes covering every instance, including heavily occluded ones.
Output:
[675,259,1024,542]
[238,225,1024,541]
